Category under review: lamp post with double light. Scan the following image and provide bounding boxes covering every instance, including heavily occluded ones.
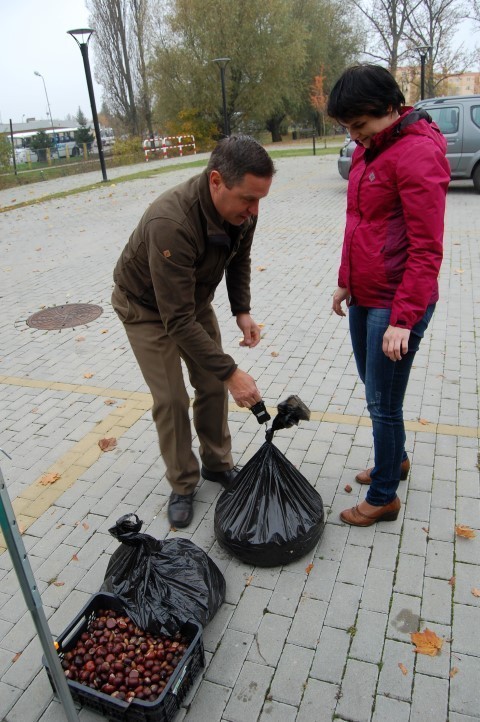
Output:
[67,28,107,181]
[34,71,55,133]
[416,46,432,100]
[212,57,230,137]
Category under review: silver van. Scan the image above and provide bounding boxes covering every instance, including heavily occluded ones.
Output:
[415,94,480,193]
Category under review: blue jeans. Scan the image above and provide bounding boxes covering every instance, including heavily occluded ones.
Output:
[348,304,435,506]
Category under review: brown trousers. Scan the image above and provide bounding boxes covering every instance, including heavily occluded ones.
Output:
[111,285,233,495]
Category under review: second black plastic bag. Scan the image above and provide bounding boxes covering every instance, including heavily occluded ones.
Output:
[214,396,325,567]
[102,514,226,636]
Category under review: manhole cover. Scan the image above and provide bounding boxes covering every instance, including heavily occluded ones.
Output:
[26,304,103,330]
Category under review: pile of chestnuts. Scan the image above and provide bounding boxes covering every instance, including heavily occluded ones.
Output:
[60,607,190,704]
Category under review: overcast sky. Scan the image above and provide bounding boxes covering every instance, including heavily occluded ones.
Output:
[1,0,478,126]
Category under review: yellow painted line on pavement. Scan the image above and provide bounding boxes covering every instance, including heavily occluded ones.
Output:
[0,375,478,553]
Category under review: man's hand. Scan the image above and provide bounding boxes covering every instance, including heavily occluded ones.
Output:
[225,368,261,408]
[332,287,349,317]
[382,325,410,361]
[236,313,261,348]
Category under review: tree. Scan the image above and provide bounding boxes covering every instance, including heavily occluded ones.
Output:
[150,0,309,141]
[87,0,154,135]
[29,131,54,162]
[74,106,95,148]
[310,71,328,143]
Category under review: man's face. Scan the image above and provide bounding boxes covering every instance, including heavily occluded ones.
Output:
[209,171,272,226]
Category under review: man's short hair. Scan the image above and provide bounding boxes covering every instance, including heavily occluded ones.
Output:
[207,134,275,187]
[327,64,406,122]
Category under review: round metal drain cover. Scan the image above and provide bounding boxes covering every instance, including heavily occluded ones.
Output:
[26,304,103,330]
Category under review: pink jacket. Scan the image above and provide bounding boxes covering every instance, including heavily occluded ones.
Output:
[339,107,450,329]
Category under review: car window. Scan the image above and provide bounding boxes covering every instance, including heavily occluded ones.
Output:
[471,106,480,129]
[427,106,459,134]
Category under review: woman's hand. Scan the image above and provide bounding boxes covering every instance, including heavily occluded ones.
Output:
[382,325,411,361]
[332,287,349,317]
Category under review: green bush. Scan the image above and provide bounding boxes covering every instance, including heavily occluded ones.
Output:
[0,134,13,170]
[112,136,143,157]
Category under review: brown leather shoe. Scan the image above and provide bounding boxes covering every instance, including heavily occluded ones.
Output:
[340,496,401,526]
[355,458,410,485]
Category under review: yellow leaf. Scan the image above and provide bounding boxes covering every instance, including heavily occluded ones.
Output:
[82,522,90,530]
[411,628,444,656]
[101,329,109,334]
[271,351,279,357]
[454,268,464,274]
[75,336,85,342]
[450,667,459,678]
[11,652,22,663]
[305,563,314,575]
[39,472,61,486]
[83,372,94,379]
[257,266,267,271]
[104,399,117,405]
[471,588,480,597]
[258,323,265,328]
[455,525,476,539]
[418,418,430,425]
[245,575,253,586]
[98,437,117,452]
[398,662,408,675]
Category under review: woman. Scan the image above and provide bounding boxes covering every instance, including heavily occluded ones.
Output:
[328,64,450,527]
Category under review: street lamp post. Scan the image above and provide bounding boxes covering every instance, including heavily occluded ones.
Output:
[33,71,55,133]
[67,28,107,182]
[212,58,230,137]
[416,46,432,100]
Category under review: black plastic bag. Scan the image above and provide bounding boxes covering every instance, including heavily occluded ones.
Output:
[214,397,325,567]
[101,514,226,635]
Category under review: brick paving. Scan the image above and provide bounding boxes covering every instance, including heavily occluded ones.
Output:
[0,153,479,722]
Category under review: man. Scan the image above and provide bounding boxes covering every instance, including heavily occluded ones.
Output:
[112,135,275,528]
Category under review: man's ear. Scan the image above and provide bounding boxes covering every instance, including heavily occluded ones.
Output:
[209,169,223,190]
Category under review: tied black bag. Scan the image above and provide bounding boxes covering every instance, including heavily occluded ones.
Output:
[214,396,325,567]
[102,514,225,635]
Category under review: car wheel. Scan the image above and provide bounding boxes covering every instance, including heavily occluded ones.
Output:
[473,164,480,194]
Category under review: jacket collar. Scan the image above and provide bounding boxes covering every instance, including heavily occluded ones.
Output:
[197,169,252,249]
[364,106,432,159]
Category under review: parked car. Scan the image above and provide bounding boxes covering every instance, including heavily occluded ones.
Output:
[337,95,480,193]
[415,94,480,193]
[337,134,355,180]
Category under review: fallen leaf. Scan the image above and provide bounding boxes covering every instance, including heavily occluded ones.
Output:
[454,268,464,274]
[471,588,480,597]
[104,399,117,405]
[398,662,408,675]
[258,323,265,328]
[257,266,267,271]
[450,667,459,678]
[11,652,22,663]
[101,329,109,334]
[344,484,352,493]
[53,581,65,587]
[39,472,61,486]
[448,576,456,587]
[98,437,117,452]
[75,336,85,342]
[83,372,94,379]
[305,563,314,575]
[35,246,42,251]
[31,407,39,413]
[418,418,430,425]
[72,554,79,561]
[245,575,253,586]
[56,523,64,529]
[271,351,279,357]
[82,522,90,530]
[411,628,444,656]
[421,526,429,534]
[455,525,476,539]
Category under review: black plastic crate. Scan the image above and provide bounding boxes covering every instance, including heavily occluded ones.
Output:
[43,592,205,722]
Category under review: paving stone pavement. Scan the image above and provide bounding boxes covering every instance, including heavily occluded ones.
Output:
[0,153,479,722]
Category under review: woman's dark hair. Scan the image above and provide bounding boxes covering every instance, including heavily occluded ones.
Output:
[327,64,405,122]
[207,134,275,187]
